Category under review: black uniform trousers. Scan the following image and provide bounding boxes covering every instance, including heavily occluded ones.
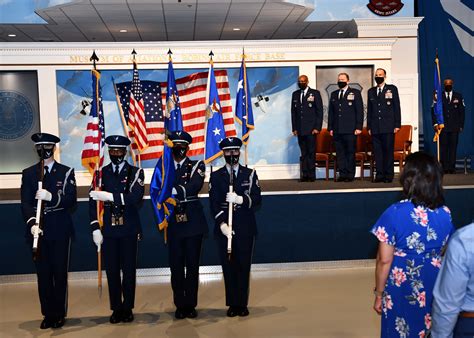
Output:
[334,133,356,179]
[372,133,395,180]
[168,234,203,309]
[103,236,138,311]
[35,238,71,319]
[439,131,459,171]
[217,235,255,308]
[297,134,316,180]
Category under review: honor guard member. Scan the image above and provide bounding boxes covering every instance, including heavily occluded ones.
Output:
[291,74,323,182]
[20,133,77,329]
[167,131,208,319]
[89,135,144,324]
[328,72,364,182]
[431,78,465,174]
[367,68,401,183]
[209,137,262,317]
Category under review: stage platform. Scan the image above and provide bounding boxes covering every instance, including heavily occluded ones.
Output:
[1,173,473,276]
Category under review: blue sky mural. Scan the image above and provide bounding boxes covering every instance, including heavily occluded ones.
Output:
[57,66,300,171]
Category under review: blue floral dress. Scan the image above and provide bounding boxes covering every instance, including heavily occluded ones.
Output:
[370,200,454,338]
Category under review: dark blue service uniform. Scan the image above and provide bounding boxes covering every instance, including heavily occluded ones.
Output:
[328,87,364,180]
[168,158,208,311]
[367,84,401,181]
[89,161,144,313]
[291,88,323,180]
[209,165,262,309]
[431,91,465,172]
[21,161,77,320]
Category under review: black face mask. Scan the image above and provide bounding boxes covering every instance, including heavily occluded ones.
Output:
[375,77,385,85]
[337,81,347,89]
[36,145,54,160]
[298,83,307,90]
[110,155,125,165]
[444,85,453,92]
[224,154,239,166]
[172,146,187,162]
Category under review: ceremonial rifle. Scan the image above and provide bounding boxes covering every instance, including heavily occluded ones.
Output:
[227,167,234,260]
[32,158,44,261]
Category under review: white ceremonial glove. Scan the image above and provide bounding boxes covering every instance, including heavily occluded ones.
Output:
[220,223,233,238]
[226,192,243,205]
[92,229,103,251]
[35,189,52,201]
[89,190,114,202]
[171,188,178,195]
[31,224,43,237]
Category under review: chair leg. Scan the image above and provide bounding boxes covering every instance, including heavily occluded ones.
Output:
[360,160,364,180]
[325,160,329,181]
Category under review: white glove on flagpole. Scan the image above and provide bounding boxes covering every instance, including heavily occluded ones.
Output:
[220,223,234,238]
[226,192,243,205]
[90,191,114,202]
[92,229,103,252]
[31,224,43,236]
[35,189,52,201]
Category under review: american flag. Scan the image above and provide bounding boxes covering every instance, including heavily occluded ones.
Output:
[115,80,165,161]
[81,69,105,226]
[128,61,149,152]
[162,69,236,157]
[81,69,106,178]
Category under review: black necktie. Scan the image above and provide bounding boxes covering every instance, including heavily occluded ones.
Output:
[378,88,382,97]
[339,90,343,100]
[177,163,181,171]
[300,90,304,103]
[44,166,49,177]
[114,165,120,176]
[447,93,451,103]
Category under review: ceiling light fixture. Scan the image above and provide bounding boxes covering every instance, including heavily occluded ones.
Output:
[8,34,16,37]
[233,28,241,31]
[337,31,344,34]
[120,29,128,33]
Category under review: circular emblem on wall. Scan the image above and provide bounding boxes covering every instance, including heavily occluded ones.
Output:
[0,91,35,141]
[367,0,404,16]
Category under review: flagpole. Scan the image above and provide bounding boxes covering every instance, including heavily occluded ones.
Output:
[242,48,249,166]
[90,50,102,297]
[131,49,143,169]
[112,79,137,167]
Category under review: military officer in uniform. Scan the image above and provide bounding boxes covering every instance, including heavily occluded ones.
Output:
[209,137,262,317]
[291,74,323,182]
[328,72,364,182]
[431,78,465,174]
[367,68,401,183]
[89,135,144,324]
[21,133,77,329]
[167,131,208,319]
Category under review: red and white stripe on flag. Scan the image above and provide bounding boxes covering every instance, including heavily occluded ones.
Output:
[161,69,236,157]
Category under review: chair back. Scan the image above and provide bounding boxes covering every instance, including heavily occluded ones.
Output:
[315,128,333,153]
[356,127,372,153]
[394,125,413,152]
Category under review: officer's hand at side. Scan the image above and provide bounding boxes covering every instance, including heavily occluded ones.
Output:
[31,224,43,237]
[311,129,319,135]
[433,124,439,132]
[220,223,232,238]
[226,192,243,205]
[394,128,400,133]
[292,130,298,136]
[35,189,52,201]
[329,130,334,137]
[89,190,113,202]
[354,129,362,135]
[92,229,103,249]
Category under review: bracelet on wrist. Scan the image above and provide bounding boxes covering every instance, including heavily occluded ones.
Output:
[373,288,384,297]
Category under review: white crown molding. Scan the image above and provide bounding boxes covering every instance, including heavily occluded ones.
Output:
[355,17,424,38]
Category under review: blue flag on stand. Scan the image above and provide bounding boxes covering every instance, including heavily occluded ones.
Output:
[204,57,226,163]
[165,53,183,132]
[150,140,176,242]
[235,53,254,145]
[432,54,444,142]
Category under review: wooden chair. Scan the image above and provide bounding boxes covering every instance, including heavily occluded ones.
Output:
[315,128,335,180]
[394,125,413,172]
[355,128,374,180]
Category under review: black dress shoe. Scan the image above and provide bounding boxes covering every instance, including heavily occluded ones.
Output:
[175,308,186,319]
[122,309,134,323]
[51,317,65,329]
[449,169,456,174]
[345,178,354,182]
[307,178,315,182]
[226,307,238,317]
[373,177,384,183]
[238,307,249,317]
[335,177,346,182]
[40,317,52,329]
[110,310,122,324]
[186,308,198,319]
[383,178,393,183]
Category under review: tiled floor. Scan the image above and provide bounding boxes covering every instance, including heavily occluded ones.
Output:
[0,267,380,337]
